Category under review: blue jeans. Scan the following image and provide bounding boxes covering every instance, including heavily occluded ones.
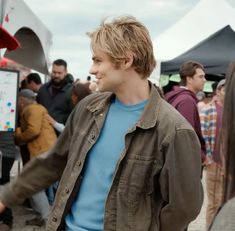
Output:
[46,181,59,206]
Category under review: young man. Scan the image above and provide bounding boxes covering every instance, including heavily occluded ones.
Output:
[26,73,42,93]
[166,61,207,163]
[0,16,203,231]
[200,79,226,229]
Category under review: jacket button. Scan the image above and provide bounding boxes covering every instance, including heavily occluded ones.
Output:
[65,187,70,194]
[52,216,57,222]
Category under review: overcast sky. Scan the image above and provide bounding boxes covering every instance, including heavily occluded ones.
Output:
[24,0,235,81]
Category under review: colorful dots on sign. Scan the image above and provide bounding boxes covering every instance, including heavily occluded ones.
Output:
[4,121,13,131]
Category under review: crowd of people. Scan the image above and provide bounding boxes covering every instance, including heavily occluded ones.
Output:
[0,15,235,231]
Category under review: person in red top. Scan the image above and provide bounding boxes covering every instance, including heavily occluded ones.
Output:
[166,61,207,164]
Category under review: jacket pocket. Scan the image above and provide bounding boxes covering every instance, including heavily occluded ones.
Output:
[116,155,158,230]
[118,155,156,206]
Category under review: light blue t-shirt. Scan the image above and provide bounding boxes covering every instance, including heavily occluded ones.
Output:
[65,97,147,231]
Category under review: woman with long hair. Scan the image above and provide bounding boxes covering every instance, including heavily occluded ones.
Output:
[210,61,235,230]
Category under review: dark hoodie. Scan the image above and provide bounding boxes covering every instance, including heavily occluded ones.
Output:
[166,86,206,162]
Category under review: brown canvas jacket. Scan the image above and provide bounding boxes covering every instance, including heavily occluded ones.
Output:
[0,82,203,231]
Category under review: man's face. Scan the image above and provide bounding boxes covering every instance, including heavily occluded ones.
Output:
[89,50,125,93]
[51,64,67,85]
[188,68,206,93]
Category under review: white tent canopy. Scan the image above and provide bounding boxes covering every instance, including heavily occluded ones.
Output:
[153,0,235,62]
[0,0,52,74]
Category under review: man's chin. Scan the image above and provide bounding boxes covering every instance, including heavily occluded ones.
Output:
[51,80,62,86]
[97,86,106,92]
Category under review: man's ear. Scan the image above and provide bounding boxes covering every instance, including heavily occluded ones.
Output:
[121,53,134,70]
[186,76,192,85]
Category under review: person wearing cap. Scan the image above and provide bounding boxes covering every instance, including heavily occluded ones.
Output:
[199,78,226,229]
[14,89,57,227]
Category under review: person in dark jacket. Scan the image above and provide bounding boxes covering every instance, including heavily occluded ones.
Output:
[36,60,74,205]
[165,61,207,163]
[37,59,73,127]
[46,82,92,133]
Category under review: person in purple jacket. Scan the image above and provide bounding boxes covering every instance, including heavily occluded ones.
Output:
[165,61,207,164]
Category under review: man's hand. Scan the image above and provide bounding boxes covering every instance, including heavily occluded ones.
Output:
[0,201,6,213]
[203,155,214,166]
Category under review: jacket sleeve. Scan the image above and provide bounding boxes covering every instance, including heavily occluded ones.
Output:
[159,127,203,231]
[0,107,77,207]
[53,121,65,133]
[15,107,43,143]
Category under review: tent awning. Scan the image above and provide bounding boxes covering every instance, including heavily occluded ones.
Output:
[161,25,235,75]
[1,0,52,74]
[0,25,20,51]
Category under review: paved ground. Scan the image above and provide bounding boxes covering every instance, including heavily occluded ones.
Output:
[11,205,45,231]
[6,161,45,231]
[9,162,207,231]
[188,170,207,231]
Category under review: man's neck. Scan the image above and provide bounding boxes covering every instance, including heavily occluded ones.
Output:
[115,78,150,105]
[185,85,196,94]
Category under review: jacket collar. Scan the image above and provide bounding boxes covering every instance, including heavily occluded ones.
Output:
[46,80,72,92]
[136,82,162,129]
[86,81,162,129]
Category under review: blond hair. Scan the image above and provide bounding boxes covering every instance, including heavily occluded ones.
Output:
[88,16,156,78]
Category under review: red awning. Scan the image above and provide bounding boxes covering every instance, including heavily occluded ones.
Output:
[0,25,20,51]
